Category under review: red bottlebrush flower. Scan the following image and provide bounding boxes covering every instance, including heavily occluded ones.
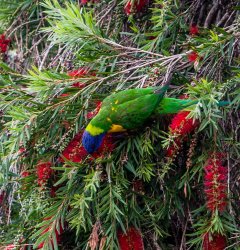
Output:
[18,147,26,154]
[124,0,149,15]
[189,25,199,36]
[117,227,144,250]
[204,154,227,213]
[92,134,115,158]
[59,93,70,97]
[61,132,88,163]
[21,171,30,178]
[67,67,89,78]
[0,34,11,53]
[38,217,63,249]
[36,162,53,186]
[203,232,227,250]
[169,111,198,136]
[188,51,199,62]
[67,67,89,89]
[61,131,114,163]
[166,94,199,158]
[87,101,102,119]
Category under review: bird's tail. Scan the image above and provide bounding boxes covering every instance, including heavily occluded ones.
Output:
[155,98,230,115]
[218,101,230,107]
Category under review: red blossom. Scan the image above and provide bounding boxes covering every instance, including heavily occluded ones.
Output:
[189,25,199,36]
[0,34,11,53]
[38,217,63,249]
[169,111,197,136]
[117,227,144,250]
[91,134,115,158]
[36,162,53,186]
[61,132,88,163]
[18,147,26,154]
[203,232,227,250]
[67,68,89,78]
[166,95,199,158]
[67,68,87,89]
[204,154,227,212]
[21,171,30,178]
[61,131,114,163]
[188,51,199,62]
[124,0,149,15]
[87,101,102,119]
[67,67,96,88]
[167,110,198,158]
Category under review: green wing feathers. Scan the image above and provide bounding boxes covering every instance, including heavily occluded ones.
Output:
[90,85,169,131]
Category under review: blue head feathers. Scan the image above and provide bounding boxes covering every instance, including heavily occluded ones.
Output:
[82,130,106,154]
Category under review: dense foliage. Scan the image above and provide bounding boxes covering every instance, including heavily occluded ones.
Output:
[0,0,239,249]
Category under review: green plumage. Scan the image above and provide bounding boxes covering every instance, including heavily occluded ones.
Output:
[87,86,229,134]
[83,86,230,153]
[90,86,168,132]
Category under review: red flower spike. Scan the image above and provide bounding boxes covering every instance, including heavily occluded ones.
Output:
[21,171,30,178]
[166,94,199,158]
[38,217,63,249]
[18,147,26,154]
[67,67,89,89]
[203,232,227,250]
[36,162,53,187]
[0,34,11,53]
[87,101,102,119]
[61,131,114,163]
[169,111,198,136]
[68,67,96,87]
[124,0,149,15]
[189,25,199,36]
[117,227,144,250]
[67,68,89,78]
[188,51,199,62]
[204,154,227,213]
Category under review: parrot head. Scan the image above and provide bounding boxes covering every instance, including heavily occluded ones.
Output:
[82,129,106,154]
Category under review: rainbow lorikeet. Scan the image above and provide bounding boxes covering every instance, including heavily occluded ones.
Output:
[82,86,228,154]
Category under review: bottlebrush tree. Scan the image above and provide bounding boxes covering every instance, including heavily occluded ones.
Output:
[0,0,240,250]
